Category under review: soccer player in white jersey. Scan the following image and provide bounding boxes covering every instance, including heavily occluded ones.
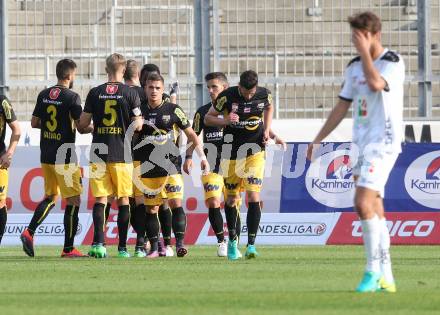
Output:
[307,11,404,293]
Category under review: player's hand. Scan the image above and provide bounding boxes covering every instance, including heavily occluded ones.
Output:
[0,151,12,169]
[183,158,193,175]
[352,29,371,55]
[274,136,287,151]
[226,112,239,125]
[169,81,179,96]
[306,142,320,161]
[262,130,270,146]
[201,159,210,176]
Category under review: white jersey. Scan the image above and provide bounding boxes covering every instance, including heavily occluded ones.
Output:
[339,48,405,155]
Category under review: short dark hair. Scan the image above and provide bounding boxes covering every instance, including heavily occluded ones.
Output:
[140,63,161,87]
[204,72,228,83]
[123,59,139,81]
[146,73,164,85]
[348,11,382,34]
[56,59,77,80]
[239,70,258,90]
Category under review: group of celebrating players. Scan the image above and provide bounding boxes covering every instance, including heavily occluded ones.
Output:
[0,11,404,293]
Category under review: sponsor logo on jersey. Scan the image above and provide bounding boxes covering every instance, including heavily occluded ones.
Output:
[244,107,251,113]
[49,88,61,100]
[305,151,355,208]
[257,102,265,110]
[405,151,440,208]
[162,115,171,124]
[106,84,119,95]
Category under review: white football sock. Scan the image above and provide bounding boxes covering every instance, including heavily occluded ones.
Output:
[379,217,395,283]
[361,215,381,274]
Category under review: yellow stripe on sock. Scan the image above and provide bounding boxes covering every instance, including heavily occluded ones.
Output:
[37,201,55,224]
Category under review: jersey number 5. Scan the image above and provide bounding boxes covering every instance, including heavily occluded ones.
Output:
[46,105,57,132]
[103,99,117,126]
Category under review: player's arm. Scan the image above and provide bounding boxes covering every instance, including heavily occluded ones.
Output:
[269,129,287,151]
[352,30,387,92]
[1,101,21,168]
[183,111,202,174]
[183,126,209,174]
[78,112,92,130]
[31,116,41,129]
[75,120,93,134]
[204,93,238,127]
[263,101,274,144]
[129,89,144,132]
[306,98,351,160]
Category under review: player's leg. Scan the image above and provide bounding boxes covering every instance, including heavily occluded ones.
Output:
[133,195,147,257]
[354,186,381,292]
[89,162,112,258]
[242,152,265,259]
[202,172,226,256]
[21,164,58,257]
[58,163,86,257]
[0,169,9,246]
[375,196,396,293]
[354,152,398,292]
[142,176,166,258]
[158,198,173,256]
[112,163,134,258]
[166,175,186,257]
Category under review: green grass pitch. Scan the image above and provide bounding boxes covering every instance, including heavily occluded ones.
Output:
[0,245,439,315]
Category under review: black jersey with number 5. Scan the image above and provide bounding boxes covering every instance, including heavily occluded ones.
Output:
[32,86,82,164]
[84,82,141,163]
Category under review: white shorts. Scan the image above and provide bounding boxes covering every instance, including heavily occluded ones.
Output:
[351,151,399,198]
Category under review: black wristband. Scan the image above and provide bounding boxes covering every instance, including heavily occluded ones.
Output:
[185,155,192,159]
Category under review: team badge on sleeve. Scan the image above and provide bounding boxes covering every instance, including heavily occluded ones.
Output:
[1,99,12,120]
[132,107,141,116]
[216,96,227,111]
[174,108,188,125]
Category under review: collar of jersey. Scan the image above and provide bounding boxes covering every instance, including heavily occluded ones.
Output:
[237,86,256,102]
[148,99,165,110]
[106,81,122,84]
[374,48,388,62]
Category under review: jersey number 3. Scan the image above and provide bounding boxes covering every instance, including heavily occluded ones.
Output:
[46,105,57,132]
[103,100,117,126]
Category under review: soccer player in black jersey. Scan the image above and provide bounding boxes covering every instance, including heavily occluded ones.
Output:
[79,53,143,258]
[205,70,274,260]
[186,72,285,257]
[132,64,178,257]
[0,95,21,248]
[20,59,91,257]
[134,73,208,258]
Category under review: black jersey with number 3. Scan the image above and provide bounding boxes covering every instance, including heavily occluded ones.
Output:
[84,82,141,163]
[0,96,17,156]
[135,101,190,178]
[32,86,82,164]
[192,103,223,173]
[214,86,271,160]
